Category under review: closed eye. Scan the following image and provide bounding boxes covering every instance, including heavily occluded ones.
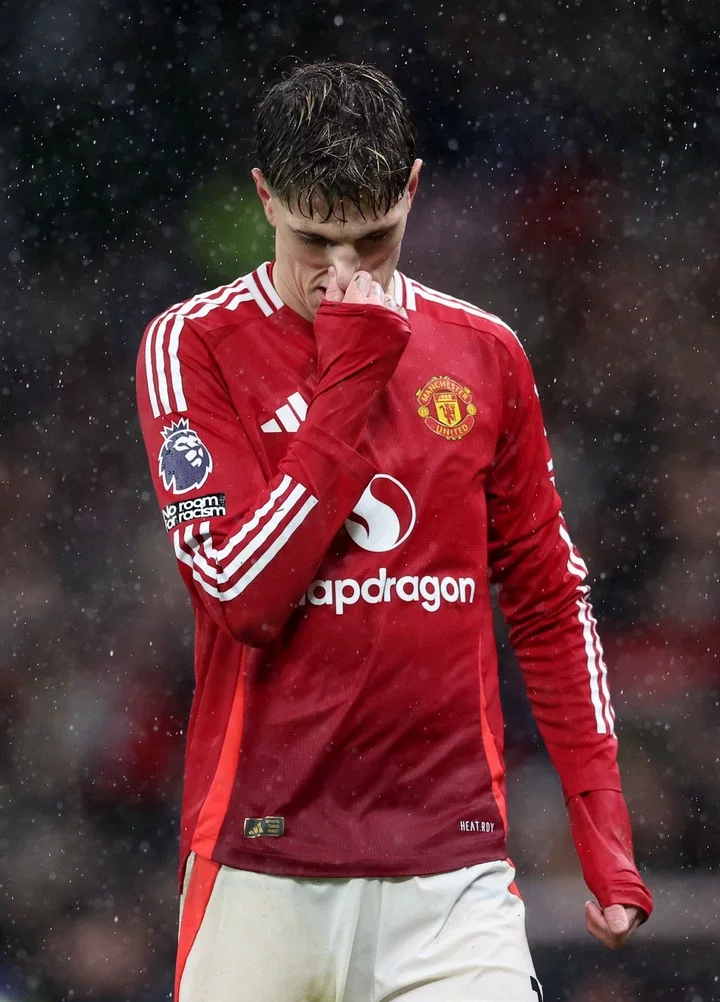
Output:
[361,230,391,243]
[298,234,331,247]
[295,229,394,247]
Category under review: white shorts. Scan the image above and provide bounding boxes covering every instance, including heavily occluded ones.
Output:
[176,854,542,1002]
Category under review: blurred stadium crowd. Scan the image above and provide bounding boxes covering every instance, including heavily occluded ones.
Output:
[1,1,718,999]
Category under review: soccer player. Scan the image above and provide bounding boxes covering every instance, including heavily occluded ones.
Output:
[137,62,652,1002]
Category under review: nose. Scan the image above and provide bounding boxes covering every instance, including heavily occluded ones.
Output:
[328,247,361,292]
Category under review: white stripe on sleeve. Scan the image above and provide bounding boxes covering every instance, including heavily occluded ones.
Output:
[216,483,307,584]
[180,480,298,584]
[559,523,589,578]
[213,475,294,562]
[589,612,615,734]
[577,597,608,735]
[173,527,223,599]
[143,276,249,417]
[144,320,161,418]
[154,315,172,414]
[558,521,614,734]
[172,477,319,602]
[167,313,188,412]
[218,495,318,601]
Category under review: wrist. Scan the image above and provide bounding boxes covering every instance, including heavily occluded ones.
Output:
[313,302,410,387]
[568,789,653,920]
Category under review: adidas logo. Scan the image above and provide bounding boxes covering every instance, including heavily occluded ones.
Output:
[260,392,308,433]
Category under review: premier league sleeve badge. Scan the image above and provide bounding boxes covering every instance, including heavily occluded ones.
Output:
[158,418,213,494]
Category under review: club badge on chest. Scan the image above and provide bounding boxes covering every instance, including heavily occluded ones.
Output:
[416,376,477,441]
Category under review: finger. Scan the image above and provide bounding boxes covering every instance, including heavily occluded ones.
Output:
[340,271,372,304]
[604,904,641,944]
[383,295,408,320]
[585,901,634,950]
[617,906,642,941]
[585,901,619,950]
[370,281,384,303]
[353,271,372,295]
[323,265,343,302]
[623,905,644,929]
[604,903,631,936]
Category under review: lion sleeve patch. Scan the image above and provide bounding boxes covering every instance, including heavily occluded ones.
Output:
[158,418,213,494]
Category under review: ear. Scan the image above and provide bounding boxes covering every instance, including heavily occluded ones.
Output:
[405,159,423,209]
[252,168,277,226]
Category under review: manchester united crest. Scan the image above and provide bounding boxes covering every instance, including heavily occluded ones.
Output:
[416,376,477,441]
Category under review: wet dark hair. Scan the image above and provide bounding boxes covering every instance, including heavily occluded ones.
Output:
[255,61,417,220]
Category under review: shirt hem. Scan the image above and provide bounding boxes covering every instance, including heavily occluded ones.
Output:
[196,837,510,879]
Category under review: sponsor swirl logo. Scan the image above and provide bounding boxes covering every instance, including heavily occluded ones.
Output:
[344,474,416,552]
[416,375,477,441]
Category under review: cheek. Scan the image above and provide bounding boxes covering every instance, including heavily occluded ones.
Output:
[363,238,403,272]
[292,248,329,282]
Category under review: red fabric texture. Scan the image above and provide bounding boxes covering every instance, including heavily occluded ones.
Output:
[309,299,411,447]
[567,788,653,919]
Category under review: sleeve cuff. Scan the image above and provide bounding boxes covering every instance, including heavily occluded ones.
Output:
[567,789,653,920]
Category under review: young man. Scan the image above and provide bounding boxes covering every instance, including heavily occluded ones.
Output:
[137,62,652,1002]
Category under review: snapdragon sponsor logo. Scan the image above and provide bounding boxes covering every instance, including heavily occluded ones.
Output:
[298,567,476,616]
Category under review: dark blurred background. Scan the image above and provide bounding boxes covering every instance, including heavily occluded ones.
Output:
[1,1,718,999]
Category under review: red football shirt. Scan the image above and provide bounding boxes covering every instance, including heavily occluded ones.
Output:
[136,263,620,880]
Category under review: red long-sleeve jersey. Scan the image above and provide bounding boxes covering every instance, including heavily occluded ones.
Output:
[136,263,621,882]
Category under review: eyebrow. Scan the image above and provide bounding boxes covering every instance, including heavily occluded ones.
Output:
[291,223,397,240]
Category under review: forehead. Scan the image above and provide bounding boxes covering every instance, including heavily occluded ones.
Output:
[282,193,406,235]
